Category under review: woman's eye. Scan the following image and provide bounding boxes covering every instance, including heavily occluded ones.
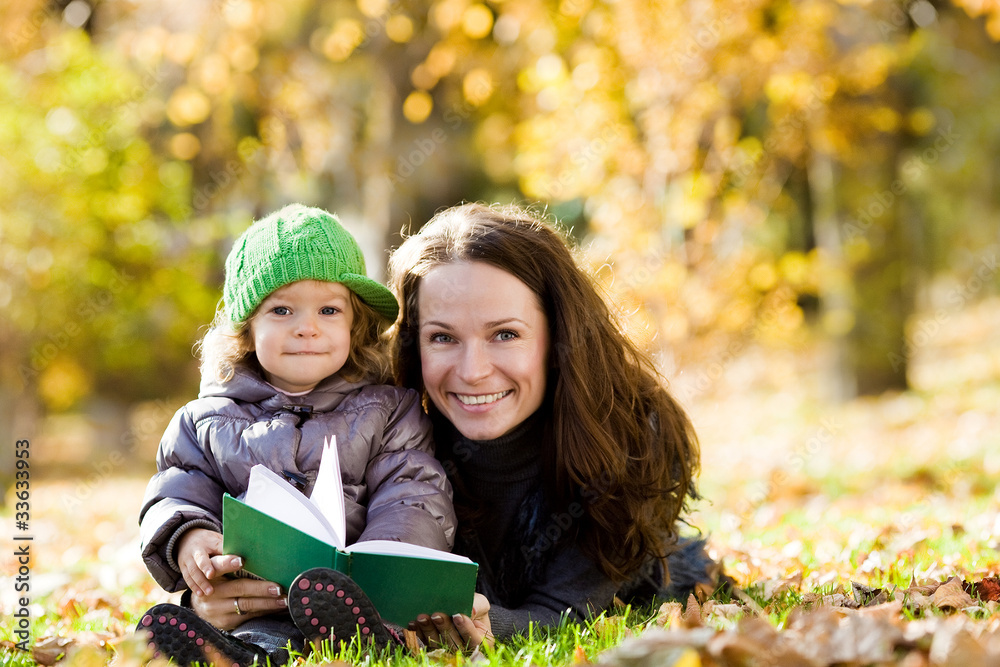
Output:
[320,307,339,315]
[429,333,454,344]
[496,330,518,341]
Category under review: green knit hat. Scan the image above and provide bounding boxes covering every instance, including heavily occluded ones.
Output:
[224,204,399,323]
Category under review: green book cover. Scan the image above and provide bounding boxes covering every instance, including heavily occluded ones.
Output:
[220,441,478,626]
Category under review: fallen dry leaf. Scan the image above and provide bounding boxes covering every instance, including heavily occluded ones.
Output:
[934,577,977,611]
[654,601,684,627]
[32,636,75,666]
[683,594,702,627]
[852,581,888,607]
[971,576,1000,603]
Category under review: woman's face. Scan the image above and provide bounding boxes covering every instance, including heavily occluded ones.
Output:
[418,261,550,441]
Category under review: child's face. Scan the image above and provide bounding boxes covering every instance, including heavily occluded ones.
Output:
[250,280,354,393]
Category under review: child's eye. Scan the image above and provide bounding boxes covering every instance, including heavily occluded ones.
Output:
[271,306,290,316]
[496,330,518,342]
[320,306,339,315]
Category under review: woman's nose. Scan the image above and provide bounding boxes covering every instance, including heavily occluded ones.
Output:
[457,344,490,382]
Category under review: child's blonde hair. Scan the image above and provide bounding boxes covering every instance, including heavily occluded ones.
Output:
[199,289,392,385]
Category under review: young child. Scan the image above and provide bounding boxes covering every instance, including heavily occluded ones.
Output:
[136,204,456,665]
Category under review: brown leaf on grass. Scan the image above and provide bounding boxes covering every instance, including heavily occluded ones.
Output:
[711,616,818,666]
[970,576,1000,603]
[56,590,119,621]
[63,644,106,667]
[927,616,991,664]
[597,628,714,667]
[934,576,977,610]
[403,629,422,655]
[820,593,858,609]
[851,581,888,607]
[786,604,905,664]
[682,594,702,627]
[572,645,589,664]
[653,602,683,627]
[704,603,745,621]
[761,573,801,601]
[592,615,634,641]
[32,636,75,666]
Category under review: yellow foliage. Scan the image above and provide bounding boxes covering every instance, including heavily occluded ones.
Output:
[386,14,414,43]
[39,358,91,412]
[907,108,936,135]
[164,32,199,65]
[403,90,434,123]
[432,0,468,33]
[165,86,211,126]
[870,106,900,133]
[749,262,779,291]
[357,0,390,20]
[462,4,494,39]
[411,63,438,90]
[463,68,494,105]
[425,42,458,78]
[822,308,856,336]
[322,19,364,62]
[169,133,200,160]
[197,53,231,95]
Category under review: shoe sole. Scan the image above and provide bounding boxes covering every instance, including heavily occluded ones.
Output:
[288,568,392,649]
[136,603,269,667]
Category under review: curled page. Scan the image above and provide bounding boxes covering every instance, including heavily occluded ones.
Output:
[307,436,347,550]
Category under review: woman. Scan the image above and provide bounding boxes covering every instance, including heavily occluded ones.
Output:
[388,202,707,648]
[187,202,712,651]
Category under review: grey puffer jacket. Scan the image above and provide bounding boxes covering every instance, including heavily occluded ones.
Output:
[139,364,455,592]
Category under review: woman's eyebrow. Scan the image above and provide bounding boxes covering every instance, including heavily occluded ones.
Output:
[484,317,528,328]
[420,320,454,330]
[420,317,530,330]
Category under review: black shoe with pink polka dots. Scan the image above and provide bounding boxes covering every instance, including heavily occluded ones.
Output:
[136,603,270,666]
[287,568,395,650]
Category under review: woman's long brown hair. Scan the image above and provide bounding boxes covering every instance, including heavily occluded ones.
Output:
[388,203,699,581]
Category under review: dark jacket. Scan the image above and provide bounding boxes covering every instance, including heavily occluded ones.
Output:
[140,365,456,592]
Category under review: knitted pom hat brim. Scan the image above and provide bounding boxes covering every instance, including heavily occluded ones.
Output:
[224,204,399,323]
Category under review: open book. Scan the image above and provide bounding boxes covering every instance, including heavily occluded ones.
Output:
[222,437,478,626]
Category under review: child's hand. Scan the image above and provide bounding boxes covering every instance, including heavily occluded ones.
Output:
[177,528,231,596]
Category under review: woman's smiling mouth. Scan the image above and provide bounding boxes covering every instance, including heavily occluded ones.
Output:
[454,390,512,406]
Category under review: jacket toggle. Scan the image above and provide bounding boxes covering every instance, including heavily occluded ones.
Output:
[280,404,314,426]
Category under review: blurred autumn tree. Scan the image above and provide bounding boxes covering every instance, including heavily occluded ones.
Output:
[2,0,1000,458]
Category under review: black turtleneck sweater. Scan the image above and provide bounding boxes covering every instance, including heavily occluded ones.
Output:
[440,413,620,640]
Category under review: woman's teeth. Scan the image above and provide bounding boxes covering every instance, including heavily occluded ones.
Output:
[456,390,511,405]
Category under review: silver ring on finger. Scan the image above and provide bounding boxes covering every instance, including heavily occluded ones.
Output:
[234,598,244,616]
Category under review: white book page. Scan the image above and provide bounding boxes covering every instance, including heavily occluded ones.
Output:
[345,539,474,563]
[243,464,339,547]
[307,436,347,549]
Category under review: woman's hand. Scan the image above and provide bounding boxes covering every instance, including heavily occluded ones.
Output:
[187,552,287,630]
[408,593,493,652]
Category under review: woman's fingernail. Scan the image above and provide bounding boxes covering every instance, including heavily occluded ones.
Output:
[232,557,243,568]
[277,597,287,607]
[452,614,463,625]
[268,585,280,596]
